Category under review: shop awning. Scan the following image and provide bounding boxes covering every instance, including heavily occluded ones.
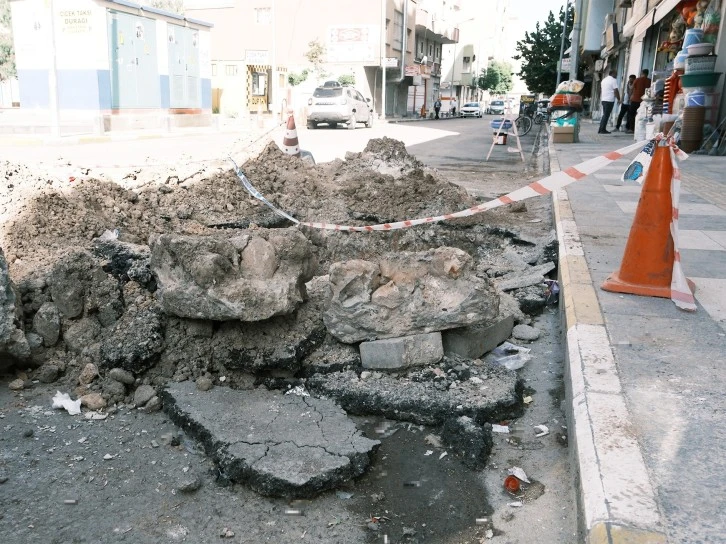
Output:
[623,0,681,39]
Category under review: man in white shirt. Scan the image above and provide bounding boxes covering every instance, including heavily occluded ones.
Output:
[598,70,621,134]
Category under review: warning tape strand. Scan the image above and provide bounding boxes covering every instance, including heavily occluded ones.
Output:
[230,140,649,232]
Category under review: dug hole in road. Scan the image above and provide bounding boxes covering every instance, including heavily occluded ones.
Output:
[0,118,576,543]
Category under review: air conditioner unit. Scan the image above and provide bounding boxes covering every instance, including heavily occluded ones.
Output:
[618,0,633,6]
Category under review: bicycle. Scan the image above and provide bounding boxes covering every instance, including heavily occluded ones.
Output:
[514,114,533,136]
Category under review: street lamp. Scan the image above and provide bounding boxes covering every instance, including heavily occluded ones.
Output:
[556,0,571,91]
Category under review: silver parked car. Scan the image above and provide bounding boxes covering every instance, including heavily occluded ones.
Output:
[488,100,505,115]
[307,83,373,129]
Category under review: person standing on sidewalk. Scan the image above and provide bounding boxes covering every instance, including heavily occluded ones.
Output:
[450,97,458,117]
[627,69,651,134]
[434,97,442,119]
[598,70,620,134]
[615,74,636,132]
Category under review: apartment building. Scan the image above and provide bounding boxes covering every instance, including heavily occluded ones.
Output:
[185,0,460,119]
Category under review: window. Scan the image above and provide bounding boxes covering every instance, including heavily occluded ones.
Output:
[255,7,271,24]
[436,46,440,59]
[428,44,433,57]
[463,56,471,72]
[225,64,237,76]
[393,10,403,50]
[418,40,424,55]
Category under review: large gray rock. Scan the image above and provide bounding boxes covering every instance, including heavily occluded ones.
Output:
[0,250,30,367]
[63,317,101,353]
[48,251,123,324]
[161,383,379,498]
[33,302,61,347]
[150,230,316,321]
[100,306,164,372]
[323,247,499,343]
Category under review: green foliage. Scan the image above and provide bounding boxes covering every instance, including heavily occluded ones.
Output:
[0,0,15,81]
[477,60,513,95]
[337,74,355,86]
[514,6,574,95]
[288,69,309,86]
[305,39,327,77]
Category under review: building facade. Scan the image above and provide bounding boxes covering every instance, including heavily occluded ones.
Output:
[9,0,212,131]
[185,0,460,119]
[578,0,726,125]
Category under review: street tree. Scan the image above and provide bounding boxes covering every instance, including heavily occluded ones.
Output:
[514,6,574,95]
[477,60,513,95]
[305,39,328,80]
[0,0,15,81]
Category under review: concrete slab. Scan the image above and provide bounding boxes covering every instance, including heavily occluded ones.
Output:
[161,382,379,498]
[442,315,515,359]
[360,331,443,370]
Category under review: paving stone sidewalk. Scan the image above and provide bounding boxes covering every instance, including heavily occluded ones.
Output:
[552,120,725,543]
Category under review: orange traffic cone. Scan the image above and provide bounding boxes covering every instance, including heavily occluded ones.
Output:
[601,144,693,298]
[280,113,301,157]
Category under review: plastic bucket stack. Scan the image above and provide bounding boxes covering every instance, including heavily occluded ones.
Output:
[680,106,706,153]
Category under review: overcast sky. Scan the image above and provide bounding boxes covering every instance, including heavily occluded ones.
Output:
[516,0,569,34]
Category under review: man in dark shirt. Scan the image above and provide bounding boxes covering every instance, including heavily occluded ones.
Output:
[627,69,651,134]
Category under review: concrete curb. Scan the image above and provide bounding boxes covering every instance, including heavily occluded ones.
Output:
[548,137,669,544]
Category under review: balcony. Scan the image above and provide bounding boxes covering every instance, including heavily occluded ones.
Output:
[415,8,459,44]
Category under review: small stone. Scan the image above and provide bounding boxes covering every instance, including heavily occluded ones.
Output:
[220,528,235,538]
[26,333,43,350]
[23,429,34,438]
[176,474,202,493]
[143,395,162,412]
[134,385,156,406]
[512,324,541,342]
[80,393,106,411]
[151,440,159,448]
[109,368,135,385]
[0,474,8,484]
[78,363,99,385]
[103,379,126,397]
[402,527,417,537]
[9,379,24,391]
[195,376,213,391]
[36,364,60,384]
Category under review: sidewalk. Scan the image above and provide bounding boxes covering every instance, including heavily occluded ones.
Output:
[551,120,726,543]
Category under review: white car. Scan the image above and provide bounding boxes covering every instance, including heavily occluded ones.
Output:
[488,100,505,115]
[307,83,373,129]
[460,102,483,118]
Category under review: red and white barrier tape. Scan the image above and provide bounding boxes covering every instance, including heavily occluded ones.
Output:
[231,140,649,232]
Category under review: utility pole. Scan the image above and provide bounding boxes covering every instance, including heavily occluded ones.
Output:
[570,0,583,141]
[48,0,61,138]
[270,0,277,120]
[380,0,386,119]
[556,0,570,92]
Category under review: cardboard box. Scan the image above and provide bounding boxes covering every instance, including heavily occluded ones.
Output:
[552,125,575,144]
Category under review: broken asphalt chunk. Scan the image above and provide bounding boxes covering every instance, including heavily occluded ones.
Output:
[160,382,379,498]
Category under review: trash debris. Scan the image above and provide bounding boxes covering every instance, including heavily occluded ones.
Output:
[83,411,108,420]
[424,433,442,447]
[51,392,82,416]
[485,528,494,539]
[220,527,235,538]
[492,424,510,434]
[284,509,303,516]
[439,451,448,460]
[403,481,421,488]
[534,425,549,437]
[424,450,433,456]
[284,385,309,397]
[63,499,78,505]
[508,466,530,483]
[475,518,489,525]
[490,342,532,371]
[504,475,520,493]
[508,501,523,508]
[523,395,533,405]
[544,279,560,304]
[335,491,353,500]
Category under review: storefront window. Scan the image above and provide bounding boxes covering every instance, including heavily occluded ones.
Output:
[252,73,267,96]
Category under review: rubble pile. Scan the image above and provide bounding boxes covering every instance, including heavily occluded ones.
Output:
[1,137,557,495]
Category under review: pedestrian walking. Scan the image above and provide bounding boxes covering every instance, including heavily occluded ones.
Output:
[598,70,620,134]
[434,98,442,119]
[627,69,651,134]
[450,97,458,117]
[615,74,636,132]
